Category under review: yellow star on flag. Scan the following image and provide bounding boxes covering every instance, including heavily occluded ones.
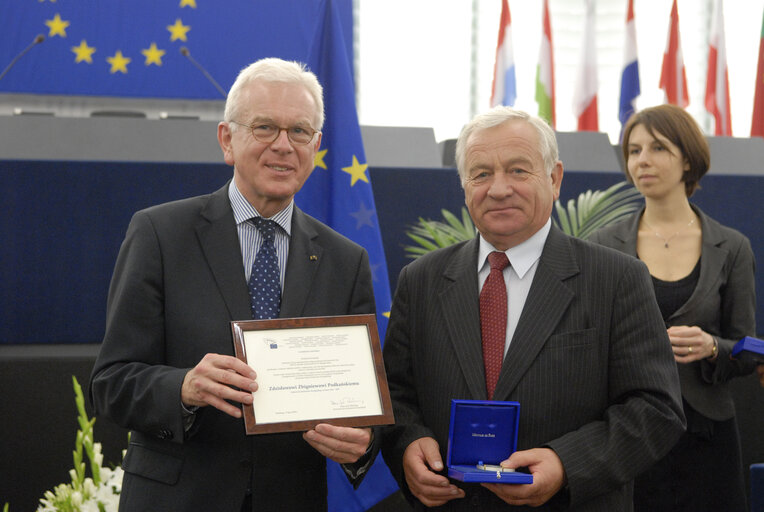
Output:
[383,311,391,318]
[179,0,197,7]
[167,19,191,42]
[71,40,96,64]
[45,13,70,38]
[141,43,166,66]
[342,155,369,186]
[107,51,131,74]
[313,149,328,170]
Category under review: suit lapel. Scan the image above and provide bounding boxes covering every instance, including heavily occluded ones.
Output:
[439,238,487,400]
[670,206,727,320]
[280,207,322,318]
[609,207,642,257]
[196,183,252,321]
[493,227,578,398]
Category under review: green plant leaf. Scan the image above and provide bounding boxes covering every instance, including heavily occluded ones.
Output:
[403,207,475,259]
[554,201,572,234]
[403,182,641,256]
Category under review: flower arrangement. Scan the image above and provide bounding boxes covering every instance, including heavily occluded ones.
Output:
[34,376,124,512]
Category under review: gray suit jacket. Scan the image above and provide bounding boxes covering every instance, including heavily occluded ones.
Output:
[90,182,376,511]
[588,204,757,420]
[381,226,685,511]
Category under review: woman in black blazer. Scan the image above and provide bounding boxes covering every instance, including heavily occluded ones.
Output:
[589,104,756,512]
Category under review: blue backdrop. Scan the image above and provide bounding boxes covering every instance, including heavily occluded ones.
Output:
[0,0,352,99]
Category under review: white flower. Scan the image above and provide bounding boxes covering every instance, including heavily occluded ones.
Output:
[71,490,84,507]
[81,500,101,512]
[92,443,104,468]
[35,377,125,512]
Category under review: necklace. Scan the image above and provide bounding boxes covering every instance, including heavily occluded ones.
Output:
[642,217,696,248]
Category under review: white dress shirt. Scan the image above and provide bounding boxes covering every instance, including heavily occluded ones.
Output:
[477,218,552,359]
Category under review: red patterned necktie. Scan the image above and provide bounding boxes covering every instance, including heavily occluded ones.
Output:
[480,251,509,400]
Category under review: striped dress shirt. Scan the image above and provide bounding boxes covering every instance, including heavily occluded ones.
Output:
[228,180,291,291]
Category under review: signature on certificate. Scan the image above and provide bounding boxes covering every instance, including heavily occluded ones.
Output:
[330,397,366,410]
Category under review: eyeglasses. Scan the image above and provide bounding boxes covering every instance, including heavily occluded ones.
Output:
[229,120,318,145]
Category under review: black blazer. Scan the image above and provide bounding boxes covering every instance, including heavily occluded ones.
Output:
[90,182,376,511]
[588,204,757,420]
[382,226,685,511]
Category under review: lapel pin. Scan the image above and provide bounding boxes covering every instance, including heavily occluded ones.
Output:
[309,255,318,261]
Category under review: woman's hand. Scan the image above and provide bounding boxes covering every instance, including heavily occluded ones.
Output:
[667,325,717,363]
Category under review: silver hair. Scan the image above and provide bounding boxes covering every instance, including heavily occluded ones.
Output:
[223,58,324,131]
[454,106,559,186]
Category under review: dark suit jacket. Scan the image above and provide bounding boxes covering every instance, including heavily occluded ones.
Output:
[381,226,685,511]
[588,204,757,421]
[90,182,376,512]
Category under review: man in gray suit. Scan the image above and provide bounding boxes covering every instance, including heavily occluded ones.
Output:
[381,107,685,510]
[90,58,376,511]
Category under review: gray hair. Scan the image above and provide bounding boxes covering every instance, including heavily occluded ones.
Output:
[454,106,559,186]
[224,58,325,130]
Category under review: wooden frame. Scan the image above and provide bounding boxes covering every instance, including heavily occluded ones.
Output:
[231,314,394,435]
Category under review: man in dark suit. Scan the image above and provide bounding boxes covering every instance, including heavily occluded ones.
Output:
[90,58,376,511]
[381,107,686,511]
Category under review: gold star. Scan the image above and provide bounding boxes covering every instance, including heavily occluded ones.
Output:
[45,13,70,38]
[383,311,391,318]
[167,19,191,42]
[141,43,166,66]
[342,155,369,186]
[314,149,328,169]
[107,51,131,74]
[71,40,96,64]
[179,0,197,7]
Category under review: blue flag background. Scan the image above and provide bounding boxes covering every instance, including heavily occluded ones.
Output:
[1,0,398,509]
[302,3,398,509]
[0,1,349,99]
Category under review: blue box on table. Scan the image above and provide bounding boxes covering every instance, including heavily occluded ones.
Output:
[446,399,533,484]
[731,336,764,364]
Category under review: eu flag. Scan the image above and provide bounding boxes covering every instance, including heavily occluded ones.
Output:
[301,2,398,510]
[0,1,336,99]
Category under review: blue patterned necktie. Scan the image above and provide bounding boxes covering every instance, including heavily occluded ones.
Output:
[248,217,281,319]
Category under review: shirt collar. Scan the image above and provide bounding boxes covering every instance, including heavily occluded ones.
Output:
[477,218,551,279]
[228,180,293,235]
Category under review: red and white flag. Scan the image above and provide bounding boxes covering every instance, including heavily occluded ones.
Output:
[573,0,598,131]
[751,11,764,137]
[659,0,689,107]
[705,0,732,135]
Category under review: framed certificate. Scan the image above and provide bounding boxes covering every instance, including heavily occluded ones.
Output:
[231,314,394,435]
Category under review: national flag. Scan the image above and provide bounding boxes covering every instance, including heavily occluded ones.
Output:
[572,0,598,131]
[751,11,764,137]
[491,0,517,107]
[705,0,732,135]
[619,0,640,136]
[303,1,398,510]
[659,0,689,107]
[535,0,556,126]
